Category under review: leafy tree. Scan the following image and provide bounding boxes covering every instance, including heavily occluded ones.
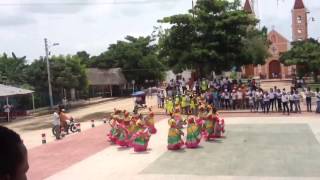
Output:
[92,36,166,85]
[26,55,88,105]
[242,27,270,67]
[280,38,320,82]
[0,53,28,85]
[75,51,91,66]
[158,0,268,77]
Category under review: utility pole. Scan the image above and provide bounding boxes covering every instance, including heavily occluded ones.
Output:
[44,38,54,108]
[192,0,194,18]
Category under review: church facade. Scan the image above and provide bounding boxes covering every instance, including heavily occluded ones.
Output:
[241,0,308,79]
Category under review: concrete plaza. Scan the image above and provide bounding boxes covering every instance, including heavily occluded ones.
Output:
[27,114,320,180]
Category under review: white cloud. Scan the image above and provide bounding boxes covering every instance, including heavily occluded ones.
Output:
[0,0,319,61]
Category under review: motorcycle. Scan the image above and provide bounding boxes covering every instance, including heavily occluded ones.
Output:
[52,117,78,139]
[132,91,147,114]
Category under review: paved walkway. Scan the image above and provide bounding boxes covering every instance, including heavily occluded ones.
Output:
[28,125,111,180]
[27,115,167,180]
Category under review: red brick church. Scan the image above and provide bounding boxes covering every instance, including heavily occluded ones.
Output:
[241,0,308,79]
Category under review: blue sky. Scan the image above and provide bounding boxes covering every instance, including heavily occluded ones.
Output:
[0,0,319,62]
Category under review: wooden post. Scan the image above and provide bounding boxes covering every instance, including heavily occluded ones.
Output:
[32,93,35,114]
[6,96,9,122]
[110,85,113,97]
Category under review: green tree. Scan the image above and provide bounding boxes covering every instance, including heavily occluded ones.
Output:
[0,53,28,85]
[75,51,91,66]
[26,55,88,105]
[93,35,166,85]
[158,0,268,77]
[280,38,320,82]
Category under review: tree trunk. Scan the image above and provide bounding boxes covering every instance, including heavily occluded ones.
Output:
[313,71,319,83]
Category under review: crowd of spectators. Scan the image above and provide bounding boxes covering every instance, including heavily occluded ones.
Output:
[160,77,320,115]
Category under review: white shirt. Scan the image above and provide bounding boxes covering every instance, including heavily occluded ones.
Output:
[3,105,10,113]
[256,92,263,100]
[53,112,60,126]
[316,92,320,102]
[276,92,282,99]
[181,80,186,87]
[225,92,230,99]
[293,94,300,101]
[231,92,237,100]
[269,92,275,99]
[281,94,289,103]
[237,91,243,99]
[305,90,312,98]
[289,94,294,101]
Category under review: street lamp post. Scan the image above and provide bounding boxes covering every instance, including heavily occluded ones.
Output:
[44,38,59,109]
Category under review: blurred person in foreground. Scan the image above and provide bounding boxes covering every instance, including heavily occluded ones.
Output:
[0,126,29,180]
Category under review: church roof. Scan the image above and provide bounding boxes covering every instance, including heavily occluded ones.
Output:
[268,30,289,44]
[293,0,305,9]
[244,0,253,13]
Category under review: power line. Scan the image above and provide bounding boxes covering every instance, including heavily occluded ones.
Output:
[0,0,175,6]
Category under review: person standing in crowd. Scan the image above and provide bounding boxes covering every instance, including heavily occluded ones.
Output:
[224,89,231,110]
[181,94,187,114]
[0,126,29,180]
[160,90,165,108]
[237,88,244,109]
[263,92,270,114]
[289,91,295,112]
[281,90,290,115]
[305,87,313,112]
[256,89,263,112]
[3,104,11,122]
[269,88,277,112]
[148,87,152,99]
[201,78,208,94]
[190,96,197,115]
[231,89,237,110]
[316,88,320,113]
[248,94,254,112]
[293,90,301,113]
[213,89,219,109]
[276,89,282,112]
[185,94,191,115]
[181,78,187,94]
[220,90,225,109]
[195,79,200,95]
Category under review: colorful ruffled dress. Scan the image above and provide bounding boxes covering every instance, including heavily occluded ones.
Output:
[146,112,157,134]
[185,117,201,148]
[130,121,151,152]
[107,118,118,143]
[214,116,225,138]
[197,108,207,133]
[203,113,215,140]
[173,110,185,129]
[116,121,130,147]
[167,119,184,150]
[167,100,174,114]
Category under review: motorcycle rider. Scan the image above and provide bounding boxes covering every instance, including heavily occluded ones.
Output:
[59,109,72,134]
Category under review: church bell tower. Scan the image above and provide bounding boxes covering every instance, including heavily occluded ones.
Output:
[292,0,308,41]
